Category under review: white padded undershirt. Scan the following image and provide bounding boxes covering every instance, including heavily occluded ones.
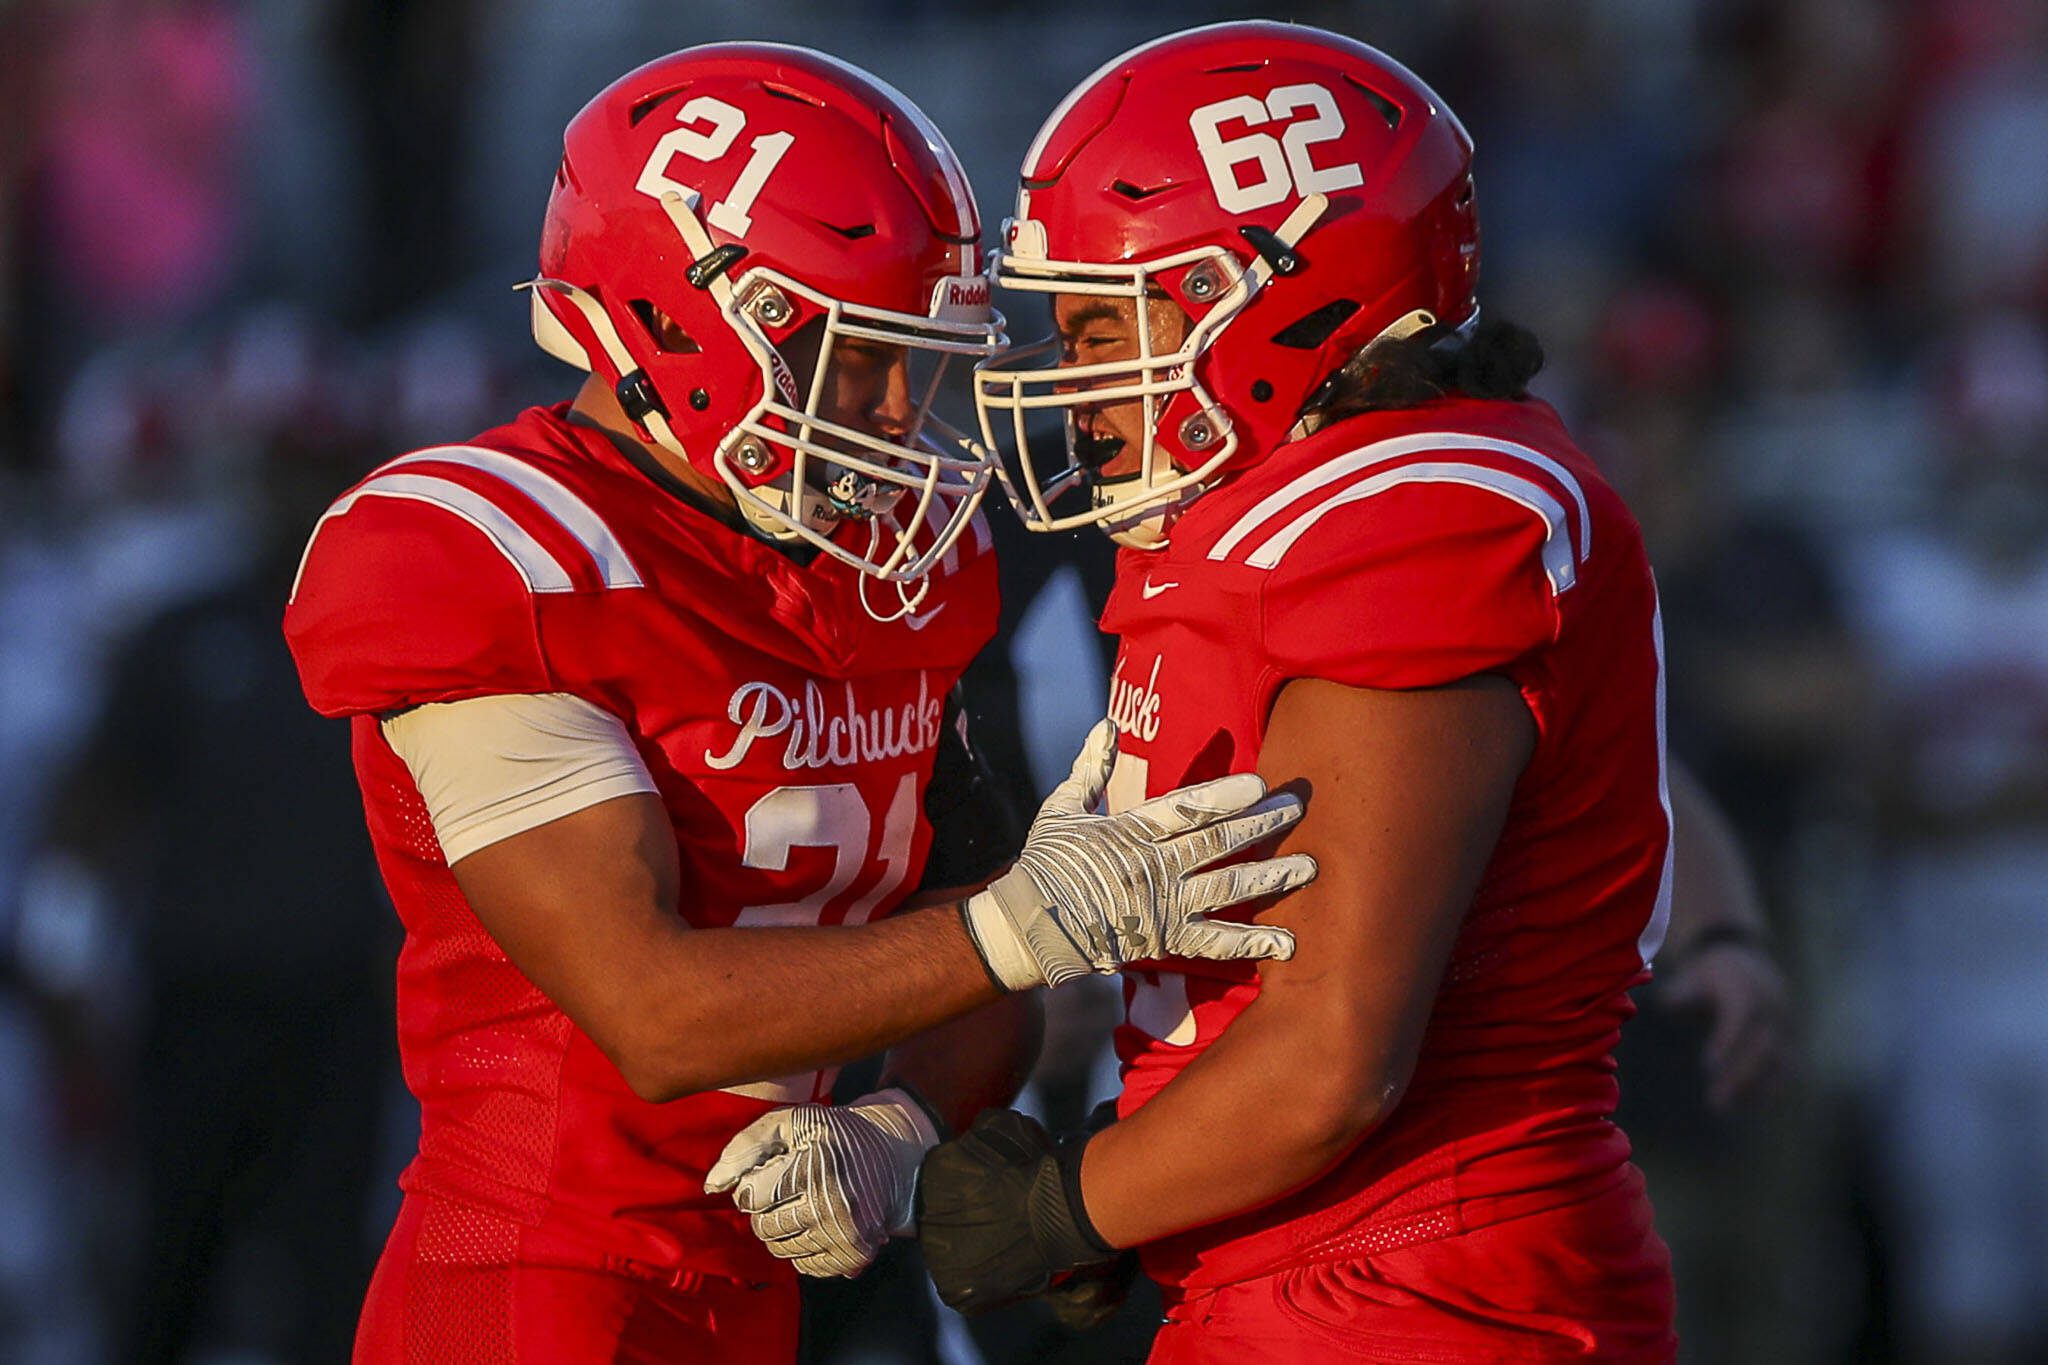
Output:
[380,693,658,865]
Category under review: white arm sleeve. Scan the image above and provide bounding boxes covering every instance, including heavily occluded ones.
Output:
[380,693,659,865]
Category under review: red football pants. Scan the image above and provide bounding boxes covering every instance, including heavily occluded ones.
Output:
[353,1193,799,1364]
[1150,1167,1676,1363]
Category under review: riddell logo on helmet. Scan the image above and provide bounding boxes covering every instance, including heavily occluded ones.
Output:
[1004,218,1048,260]
[931,274,992,321]
[767,350,801,406]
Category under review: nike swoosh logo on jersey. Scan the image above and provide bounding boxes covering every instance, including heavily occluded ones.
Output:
[904,603,948,631]
[1141,578,1180,599]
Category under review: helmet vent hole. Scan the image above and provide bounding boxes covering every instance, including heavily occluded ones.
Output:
[818,220,878,239]
[1111,179,1170,202]
[1206,62,1266,74]
[1272,299,1360,350]
[627,87,683,126]
[1343,76,1403,130]
[761,81,825,107]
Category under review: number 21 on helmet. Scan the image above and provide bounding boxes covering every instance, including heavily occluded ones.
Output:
[526,43,1006,608]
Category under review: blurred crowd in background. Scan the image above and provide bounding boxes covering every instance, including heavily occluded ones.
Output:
[0,1,2044,1361]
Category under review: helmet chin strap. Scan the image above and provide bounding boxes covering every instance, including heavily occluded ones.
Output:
[527,273,869,566]
[1104,513,1173,550]
[519,276,697,466]
[1089,474,1176,550]
[855,518,933,622]
[526,199,854,556]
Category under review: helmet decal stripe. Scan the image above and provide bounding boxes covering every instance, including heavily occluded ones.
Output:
[1019,29,1189,188]
[795,49,979,242]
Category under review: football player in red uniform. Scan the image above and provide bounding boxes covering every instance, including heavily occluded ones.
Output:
[282,44,1314,1363]
[904,23,1677,1360]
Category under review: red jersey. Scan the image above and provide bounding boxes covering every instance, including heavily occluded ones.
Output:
[1099,397,1671,1293]
[283,403,997,1281]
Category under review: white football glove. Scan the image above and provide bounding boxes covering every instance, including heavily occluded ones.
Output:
[962,720,1314,991]
[704,1087,940,1278]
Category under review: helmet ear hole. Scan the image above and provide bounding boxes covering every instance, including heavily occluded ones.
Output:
[628,299,699,354]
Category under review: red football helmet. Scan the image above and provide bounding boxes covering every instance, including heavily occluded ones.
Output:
[975,22,1479,546]
[526,43,1004,594]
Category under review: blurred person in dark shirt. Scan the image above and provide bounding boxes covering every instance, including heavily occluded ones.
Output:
[1588,276,1852,1364]
[40,327,396,1364]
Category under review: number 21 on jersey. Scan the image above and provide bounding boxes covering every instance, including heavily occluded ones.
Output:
[721,772,918,1103]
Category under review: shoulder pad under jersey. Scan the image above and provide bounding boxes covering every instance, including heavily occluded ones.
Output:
[1204,428,1589,689]
[284,445,645,716]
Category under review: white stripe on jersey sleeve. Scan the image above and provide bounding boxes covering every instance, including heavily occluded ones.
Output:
[381,692,658,866]
[291,474,577,598]
[1639,601,1673,965]
[1209,431,1593,565]
[389,445,643,588]
[1242,462,1580,594]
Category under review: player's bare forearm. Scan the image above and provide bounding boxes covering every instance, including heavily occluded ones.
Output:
[1661,759,1770,958]
[881,991,1044,1133]
[1081,1000,1385,1246]
[1080,676,1531,1248]
[856,883,1041,1129]
[455,747,1304,1104]
[1657,760,1792,1109]
[454,794,1003,1102]
[637,911,1006,1099]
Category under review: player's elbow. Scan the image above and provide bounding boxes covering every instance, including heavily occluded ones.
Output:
[604,1037,684,1103]
[609,1021,776,1103]
[1273,1038,1411,1165]
[1286,1072,1403,1164]
[600,1024,718,1103]
[1253,975,1428,1162]
[618,1059,693,1105]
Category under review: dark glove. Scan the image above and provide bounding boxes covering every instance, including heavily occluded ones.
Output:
[915,1108,1120,1316]
[1042,1248,1141,1331]
[1039,1100,1137,1331]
